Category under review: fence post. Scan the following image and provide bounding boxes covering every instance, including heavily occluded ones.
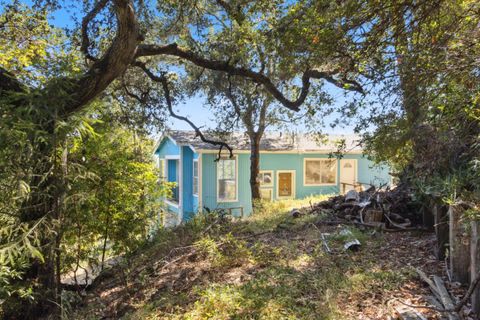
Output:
[449,205,470,284]
[434,203,449,260]
[471,220,480,315]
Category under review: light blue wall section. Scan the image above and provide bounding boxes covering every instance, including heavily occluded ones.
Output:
[201,152,391,216]
[167,160,177,182]
[193,195,199,212]
[202,153,252,216]
[155,137,180,158]
[258,153,338,198]
[356,157,391,186]
[182,146,195,221]
[155,137,203,223]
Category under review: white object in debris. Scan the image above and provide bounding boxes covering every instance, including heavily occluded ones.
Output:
[345,190,359,202]
[344,239,361,251]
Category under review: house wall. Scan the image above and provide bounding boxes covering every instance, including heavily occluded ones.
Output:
[202,153,252,217]
[156,137,180,157]
[181,146,195,221]
[155,137,202,224]
[201,152,391,216]
[155,137,182,225]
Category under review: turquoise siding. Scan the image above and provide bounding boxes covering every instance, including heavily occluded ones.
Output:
[167,160,178,182]
[202,153,251,216]
[156,137,180,157]
[193,195,199,212]
[182,146,195,221]
[156,133,391,222]
[201,152,391,216]
[155,136,201,223]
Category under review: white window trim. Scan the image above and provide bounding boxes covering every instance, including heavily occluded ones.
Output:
[303,158,338,186]
[165,199,179,208]
[158,158,166,180]
[276,170,296,199]
[216,155,238,203]
[193,159,199,196]
[258,170,274,187]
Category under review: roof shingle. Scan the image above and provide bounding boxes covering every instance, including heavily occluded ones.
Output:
[164,130,362,153]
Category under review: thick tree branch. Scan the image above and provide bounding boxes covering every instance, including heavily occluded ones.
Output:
[134,62,234,159]
[136,43,364,111]
[81,0,110,62]
[65,0,140,116]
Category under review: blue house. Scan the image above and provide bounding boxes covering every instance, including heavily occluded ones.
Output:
[154,130,391,224]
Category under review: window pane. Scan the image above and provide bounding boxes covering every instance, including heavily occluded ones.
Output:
[320,160,336,184]
[305,159,337,185]
[217,158,236,201]
[193,161,198,194]
[193,177,198,194]
[218,159,235,179]
[218,179,236,200]
[258,172,273,186]
[305,160,321,184]
[260,189,272,201]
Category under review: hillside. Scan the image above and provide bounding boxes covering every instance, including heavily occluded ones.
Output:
[64,197,470,320]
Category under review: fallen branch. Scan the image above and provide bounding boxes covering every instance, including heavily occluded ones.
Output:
[433,275,459,320]
[413,268,462,320]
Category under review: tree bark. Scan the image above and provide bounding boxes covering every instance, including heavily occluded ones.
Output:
[101,214,111,271]
[249,132,262,203]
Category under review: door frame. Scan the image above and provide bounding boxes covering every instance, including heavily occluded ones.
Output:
[339,159,358,194]
[276,170,296,199]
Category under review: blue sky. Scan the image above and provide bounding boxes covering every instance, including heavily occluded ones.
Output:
[13,0,356,134]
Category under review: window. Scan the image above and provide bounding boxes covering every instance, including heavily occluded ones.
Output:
[217,157,237,202]
[167,159,179,203]
[258,170,273,187]
[158,159,166,181]
[193,160,199,195]
[260,188,273,201]
[304,159,337,185]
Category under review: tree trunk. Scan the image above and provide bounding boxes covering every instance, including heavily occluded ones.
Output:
[470,220,480,316]
[449,205,470,284]
[434,203,449,260]
[249,133,262,205]
[101,214,110,271]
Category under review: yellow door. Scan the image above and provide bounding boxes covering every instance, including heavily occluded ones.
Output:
[278,172,293,197]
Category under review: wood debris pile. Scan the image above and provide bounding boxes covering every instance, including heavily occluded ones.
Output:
[307,184,423,231]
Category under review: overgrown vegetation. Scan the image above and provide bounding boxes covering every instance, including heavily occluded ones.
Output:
[69,198,424,319]
[0,101,167,316]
